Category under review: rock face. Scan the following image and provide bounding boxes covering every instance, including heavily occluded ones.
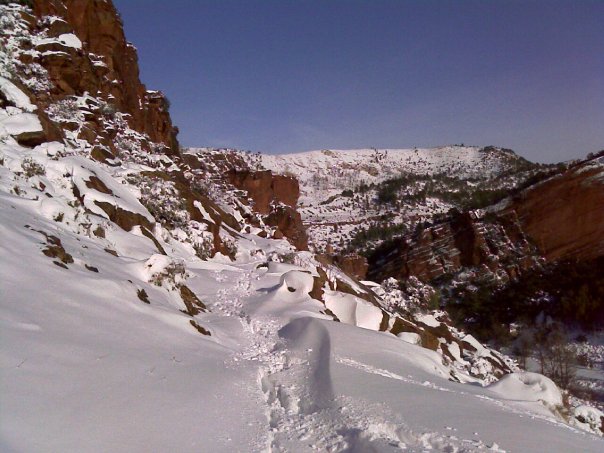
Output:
[265,205,308,251]
[31,0,179,154]
[367,156,604,284]
[368,210,538,283]
[227,168,308,250]
[227,169,300,215]
[334,254,369,280]
[510,157,604,262]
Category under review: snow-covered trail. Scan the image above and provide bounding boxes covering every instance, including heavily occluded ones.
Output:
[188,266,604,452]
[0,196,268,452]
[192,268,463,452]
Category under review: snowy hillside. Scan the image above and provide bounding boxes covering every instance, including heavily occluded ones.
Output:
[1,97,602,451]
[259,146,548,253]
[262,147,511,192]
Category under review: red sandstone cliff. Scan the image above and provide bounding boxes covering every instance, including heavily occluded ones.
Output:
[30,0,179,155]
[227,169,300,215]
[227,168,308,250]
[368,155,604,284]
[511,157,604,262]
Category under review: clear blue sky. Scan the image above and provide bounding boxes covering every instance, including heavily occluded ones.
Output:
[113,0,604,163]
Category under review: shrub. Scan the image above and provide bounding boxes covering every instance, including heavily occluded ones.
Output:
[534,324,577,389]
[193,236,214,260]
[428,290,441,310]
[149,261,187,289]
[22,158,45,178]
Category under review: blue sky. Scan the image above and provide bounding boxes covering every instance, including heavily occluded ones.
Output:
[114,0,604,162]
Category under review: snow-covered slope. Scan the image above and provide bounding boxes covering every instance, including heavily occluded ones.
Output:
[2,189,603,452]
[262,146,512,200]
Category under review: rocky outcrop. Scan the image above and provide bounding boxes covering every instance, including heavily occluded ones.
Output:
[510,157,604,262]
[14,128,47,147]
[93,201,154,232]
[367,156,604,285]
[265,205,308,251]
[228,168,307,250]
[367,210,538,283]
[271,174,300,209]
[333,253,368,280]
[227,169,300,214]
[31,0,179,154]
[308,255,514,381]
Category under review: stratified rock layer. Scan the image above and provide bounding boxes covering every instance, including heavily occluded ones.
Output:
[368,157,604,284]
[511,160,604,262]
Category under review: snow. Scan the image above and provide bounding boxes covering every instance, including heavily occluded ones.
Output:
[0,76,36,111]
[1,125,601,449]
[262,147,502,186]
[193,199,214,222]
[0,112,42,135]
[1,8,603,448]
[35,140,65,157]
[261,146,507,212]
[573,405,604,433]
[325,290,384,331]
[398,332,421,345]
[35,33,82,50]
[415,313,442,327]
[57,155,155,226]
[246,145,532,253]
[57,33,82,49]
[488,372,563,409]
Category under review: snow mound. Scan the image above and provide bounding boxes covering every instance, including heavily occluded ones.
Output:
[397,331,421,345]
[0,76,36,112]
[278,317,335,413]
[488,372,563,408]
[57,33,82,49]
[35,33,82,50]
[324,290,383,331]
[573,405,604,434]
[278,269,314,295]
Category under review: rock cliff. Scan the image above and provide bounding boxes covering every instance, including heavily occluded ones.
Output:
[29,0,178,155]
[227,168,307,249]
[511,155,604,262]
[367,209,539,284]
[367,153,604,292]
